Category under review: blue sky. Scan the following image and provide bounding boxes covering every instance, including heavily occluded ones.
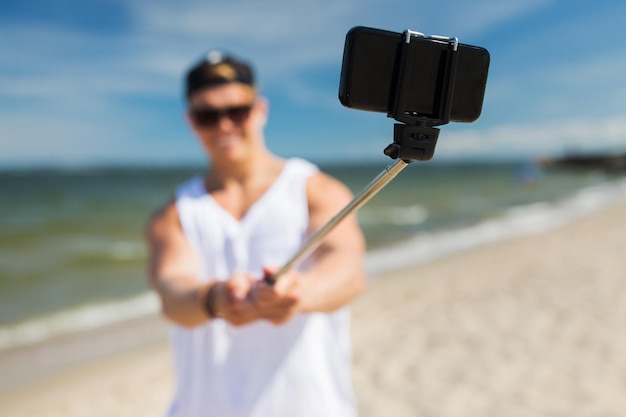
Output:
[1,0,625,167]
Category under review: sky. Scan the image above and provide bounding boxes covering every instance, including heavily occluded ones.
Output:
[1,0,625,168]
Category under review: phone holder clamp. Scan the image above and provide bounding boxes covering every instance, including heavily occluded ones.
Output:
[383,30,459,162]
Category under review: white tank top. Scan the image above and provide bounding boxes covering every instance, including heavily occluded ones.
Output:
[170,158,357,417]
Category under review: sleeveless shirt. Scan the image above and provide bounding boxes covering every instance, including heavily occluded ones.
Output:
[170,158,357,417]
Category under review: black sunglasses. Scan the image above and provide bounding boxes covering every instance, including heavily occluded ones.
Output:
[190,104,253,127]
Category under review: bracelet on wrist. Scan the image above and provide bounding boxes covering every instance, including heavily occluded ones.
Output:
[199,282,220,319]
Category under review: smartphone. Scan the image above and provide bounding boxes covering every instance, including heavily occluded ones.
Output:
[339,26,490,123]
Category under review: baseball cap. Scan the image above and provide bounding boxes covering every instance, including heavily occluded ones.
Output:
[185,50,255,99]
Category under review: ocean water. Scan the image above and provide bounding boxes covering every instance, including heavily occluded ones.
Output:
[1,161,625,349]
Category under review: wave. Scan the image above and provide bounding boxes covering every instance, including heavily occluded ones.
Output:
[108,241,145,260]
[0,292,159,350]
[358,204,428,226]
[73,240,145,261]
[2,178,625,350]
[365,177,626,276]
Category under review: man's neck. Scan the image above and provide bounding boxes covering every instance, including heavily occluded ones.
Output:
[207,151,283,189]
[204,151,286,220]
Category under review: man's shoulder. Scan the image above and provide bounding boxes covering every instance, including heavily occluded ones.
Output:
[286,157,319,176]
[176,175,207,199]
[147,174,202,236]
[306,169,353,208]
[145,199,179,242]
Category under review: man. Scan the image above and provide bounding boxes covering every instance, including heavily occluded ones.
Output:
[146,50,366,417]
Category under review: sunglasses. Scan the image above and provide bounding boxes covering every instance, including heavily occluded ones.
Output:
[190,104,253,127]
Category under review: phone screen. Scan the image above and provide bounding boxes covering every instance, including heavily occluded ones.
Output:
[339,26,490,123]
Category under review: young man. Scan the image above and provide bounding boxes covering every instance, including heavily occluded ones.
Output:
[146,50,366,417]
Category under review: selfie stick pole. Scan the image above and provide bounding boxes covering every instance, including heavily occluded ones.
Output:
[265,158,410,284]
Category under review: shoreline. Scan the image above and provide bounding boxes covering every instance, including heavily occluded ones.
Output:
[2,200,626,416]
[0,313,169,392]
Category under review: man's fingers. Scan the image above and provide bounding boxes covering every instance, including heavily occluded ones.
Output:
[227,273,254,301]
[253,282,299,305]
[262,266,277,285]
[274,278,297,296]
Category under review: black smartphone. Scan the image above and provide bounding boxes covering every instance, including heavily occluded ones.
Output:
[339,26,490,123]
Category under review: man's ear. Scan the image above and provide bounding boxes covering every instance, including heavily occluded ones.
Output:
[255,96,269,126]
[185,109,197,130]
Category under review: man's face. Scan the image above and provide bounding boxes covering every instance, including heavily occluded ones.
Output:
[187,82,267,163]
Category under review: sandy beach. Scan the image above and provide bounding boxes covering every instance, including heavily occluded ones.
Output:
[2,200,626,416]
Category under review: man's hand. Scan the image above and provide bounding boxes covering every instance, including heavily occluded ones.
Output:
[212,273,259,327]
[250,267,301,325]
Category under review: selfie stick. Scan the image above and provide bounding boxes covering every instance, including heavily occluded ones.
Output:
[265,30,458,285]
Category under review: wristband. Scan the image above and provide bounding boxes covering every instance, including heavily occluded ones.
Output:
[199,282,220,319]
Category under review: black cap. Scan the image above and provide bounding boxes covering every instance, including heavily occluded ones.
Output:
[185,50,255,99]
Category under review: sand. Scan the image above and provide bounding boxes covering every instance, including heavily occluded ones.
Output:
[2,201,626,416]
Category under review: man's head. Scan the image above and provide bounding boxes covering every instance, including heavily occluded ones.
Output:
[185,50,255,99]
[184,51,268,165]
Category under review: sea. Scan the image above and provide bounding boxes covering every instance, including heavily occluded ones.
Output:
[1,160,626,350]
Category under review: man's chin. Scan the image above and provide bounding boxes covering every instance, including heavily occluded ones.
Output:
[212,147,248,163]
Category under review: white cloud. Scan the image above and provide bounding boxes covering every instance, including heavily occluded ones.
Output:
[0,110,200,167]
[127,0,357,73]
[438,115,626,159]
[444,0,555,35]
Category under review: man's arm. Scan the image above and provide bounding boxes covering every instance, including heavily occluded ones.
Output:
[298,171,367,313]
[145,201,259,328]
[145,201,211,327]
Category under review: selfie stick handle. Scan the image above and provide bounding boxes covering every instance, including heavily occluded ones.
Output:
[265,158,410,284]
